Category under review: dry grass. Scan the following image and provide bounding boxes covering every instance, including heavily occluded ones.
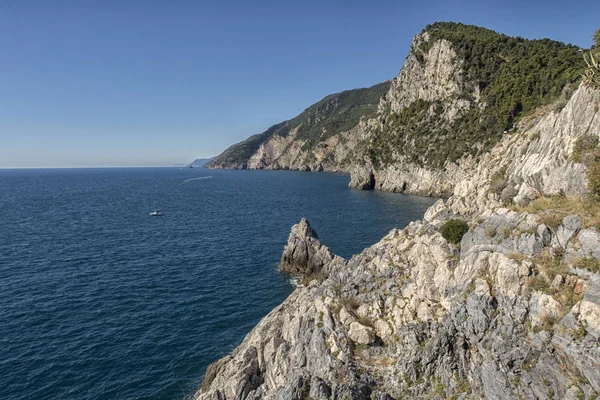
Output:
[517,104,553,132]
[373,357,396,367]
[486,226,498,237]
[340,296,360,311]
[507,253,529,262]
[357,315,374,328]
[532,314,558,333]
[572,257,600,274]
[526,249,584,333]
[511,196,600,230]
[535,249,568,280]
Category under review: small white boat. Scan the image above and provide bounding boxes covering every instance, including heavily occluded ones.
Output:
[150,210,164,216]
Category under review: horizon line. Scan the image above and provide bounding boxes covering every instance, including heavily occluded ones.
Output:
[0,165,195,170]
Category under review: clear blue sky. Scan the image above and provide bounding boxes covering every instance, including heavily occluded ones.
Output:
[1,0,598,168]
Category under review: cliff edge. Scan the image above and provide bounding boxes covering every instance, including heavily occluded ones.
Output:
[207,23,583,199]
[195,85,600,399]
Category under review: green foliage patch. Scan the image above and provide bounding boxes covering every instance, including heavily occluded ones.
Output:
[439,219,469,244]
[423,22,582,128]
[368,22,583,169]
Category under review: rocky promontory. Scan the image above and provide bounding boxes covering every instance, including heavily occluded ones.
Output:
[194,21,600,400]
[207,23,584,199]
[195,83,600,399]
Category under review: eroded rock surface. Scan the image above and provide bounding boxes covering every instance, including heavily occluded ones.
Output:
[196,81,600,399]
[196,211,600,399]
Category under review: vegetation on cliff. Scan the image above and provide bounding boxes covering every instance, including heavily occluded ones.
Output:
[439,218,469,244]
[206,82,390,168]
[368,22,584,169]
[205,122,286,169]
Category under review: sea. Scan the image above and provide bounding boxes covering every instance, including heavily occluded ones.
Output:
[0,167,436,399]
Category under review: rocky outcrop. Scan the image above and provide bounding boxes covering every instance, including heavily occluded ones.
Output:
[379,34,475,122]
[348,164,375,190]
[355,161,465,197]
[196,213,600,399]
[208,24,583,200]
[280,219,343,279]
[442,85,600,218]
[245,122,366,173]
[206,83,389,171]
[194,84,600,400]
[349,83,599,199]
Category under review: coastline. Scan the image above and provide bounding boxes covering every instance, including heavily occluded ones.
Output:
[194,85,600,399]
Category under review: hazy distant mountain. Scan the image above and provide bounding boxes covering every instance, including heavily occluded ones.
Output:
[187,157,215,168]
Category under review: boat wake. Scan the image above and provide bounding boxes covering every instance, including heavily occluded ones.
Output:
[184,176,213,183]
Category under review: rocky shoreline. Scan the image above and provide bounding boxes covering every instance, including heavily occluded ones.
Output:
[194,85,600,399]
[206,26,585,201]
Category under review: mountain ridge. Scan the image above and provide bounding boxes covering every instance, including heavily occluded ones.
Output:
[193,22,600,400]
[207,22,583,198]
[206,81,390,171]
[187,157,215,168]
[195,80,600,400]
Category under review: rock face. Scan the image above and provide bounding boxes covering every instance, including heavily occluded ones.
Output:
[382,35,472,116]
[280,218,343,279]
[194,83,600,399]
[207,24,583,200]
[196,216,600,399]
[348,165,375,190]
[443,85,600,217]
[206,83,389,172]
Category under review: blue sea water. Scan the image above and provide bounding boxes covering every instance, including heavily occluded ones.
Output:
[0,167,436,400]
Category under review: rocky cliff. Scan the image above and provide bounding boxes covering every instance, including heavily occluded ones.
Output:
[206,82,390,171]
[194,84,600,399]
[207,23,582,198]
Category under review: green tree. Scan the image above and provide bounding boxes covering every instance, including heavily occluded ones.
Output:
[593,28,600,49]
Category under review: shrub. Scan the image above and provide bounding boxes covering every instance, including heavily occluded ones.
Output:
[552,83,577,112]
[500,186,518,205]
[571,134,600,203]
[532,314,557,333]
[489,166,508,194]
[340,296,360,311]
[588,156,600,202]
[572,135,599,164]
[486,226,498,237]
[439,219,469,244]
[552,97,568,113]
[357,315,374,328]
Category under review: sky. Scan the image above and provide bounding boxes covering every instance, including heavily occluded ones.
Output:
[0,0,598,168]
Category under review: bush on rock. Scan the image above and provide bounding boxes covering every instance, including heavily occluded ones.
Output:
[439,219,469,244]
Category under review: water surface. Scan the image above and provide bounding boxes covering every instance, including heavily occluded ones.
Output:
[0,168,436,399]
